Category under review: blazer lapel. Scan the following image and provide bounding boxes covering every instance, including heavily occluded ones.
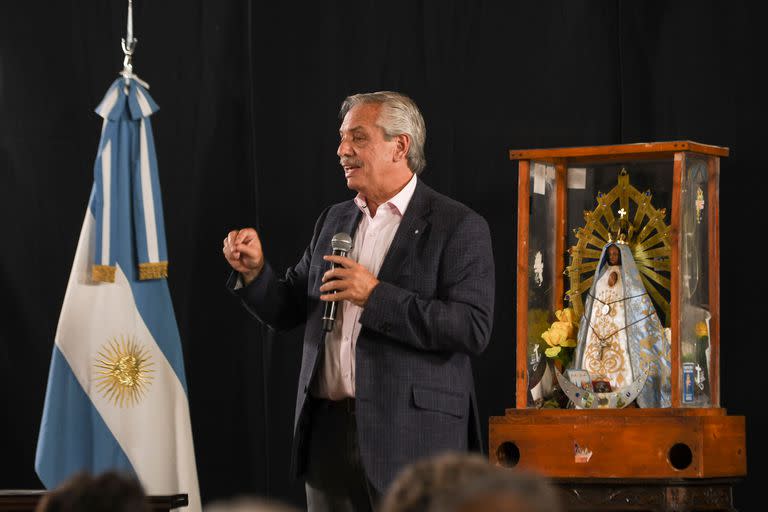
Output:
[377,181,431,282]
[333,201,363,243]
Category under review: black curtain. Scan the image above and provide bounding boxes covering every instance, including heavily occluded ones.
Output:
[1,1,763,508]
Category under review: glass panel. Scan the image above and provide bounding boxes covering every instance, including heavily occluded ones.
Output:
[527,161,557,407]
[680,154,712,407]
[563,160,673,408]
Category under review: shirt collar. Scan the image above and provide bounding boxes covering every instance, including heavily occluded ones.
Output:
[354,173,418,217]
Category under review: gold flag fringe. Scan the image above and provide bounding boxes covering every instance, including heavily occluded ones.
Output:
[139,261,168,280]
[92,265,116,283]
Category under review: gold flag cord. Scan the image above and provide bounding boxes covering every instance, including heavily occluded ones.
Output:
[92,265,117,283]
[91,263,168,281]
[138,261,168,280]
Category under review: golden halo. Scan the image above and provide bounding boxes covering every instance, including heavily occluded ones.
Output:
[566,169,671,326]
[94,335,154,407]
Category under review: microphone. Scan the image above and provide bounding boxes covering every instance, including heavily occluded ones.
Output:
[322,232,353,332]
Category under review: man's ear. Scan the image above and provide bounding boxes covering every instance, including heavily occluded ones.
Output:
[392,134,410,163]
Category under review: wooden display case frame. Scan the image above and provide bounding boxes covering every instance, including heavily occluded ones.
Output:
[490,142,745,491]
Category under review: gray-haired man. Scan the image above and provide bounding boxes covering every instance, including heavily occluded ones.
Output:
[223,92,495,512]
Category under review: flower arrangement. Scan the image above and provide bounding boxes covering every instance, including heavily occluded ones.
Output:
[683,320,709,363]
[540,307,579,368]
[695,321,708,339]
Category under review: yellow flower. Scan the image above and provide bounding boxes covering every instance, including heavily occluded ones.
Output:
[561,320,577,340]
[542,326,565,347]
[542,307,580,356]
[557,321,576,340]
[541,321,577,347]
[556,307,578,326]
[695,321,708,338]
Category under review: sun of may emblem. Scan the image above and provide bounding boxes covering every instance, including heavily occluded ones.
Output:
[94,335,154,407]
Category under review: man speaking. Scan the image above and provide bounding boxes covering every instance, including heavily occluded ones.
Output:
[223,92,495,512]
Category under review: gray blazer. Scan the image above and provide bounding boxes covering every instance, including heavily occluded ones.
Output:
[228,180,495,492]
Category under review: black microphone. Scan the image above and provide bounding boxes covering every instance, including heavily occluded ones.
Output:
[322,232,353,332]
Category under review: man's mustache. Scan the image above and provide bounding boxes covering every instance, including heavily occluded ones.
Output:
[340,158,363,168]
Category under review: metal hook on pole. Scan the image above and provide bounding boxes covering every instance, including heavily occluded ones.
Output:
[119,0,149,90]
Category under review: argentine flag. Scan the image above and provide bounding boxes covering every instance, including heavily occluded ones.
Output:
[35,78,200,511]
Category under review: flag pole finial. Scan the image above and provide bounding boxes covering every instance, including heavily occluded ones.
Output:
[119,0,149,90]
[121,0,137,79]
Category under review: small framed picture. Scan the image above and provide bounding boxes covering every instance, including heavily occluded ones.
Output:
[566,369,593,391]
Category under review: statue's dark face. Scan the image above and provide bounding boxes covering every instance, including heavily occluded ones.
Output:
[607,245,621,266]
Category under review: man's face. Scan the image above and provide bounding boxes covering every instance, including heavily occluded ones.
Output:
[607,245,620,265]
[337,103,398,196]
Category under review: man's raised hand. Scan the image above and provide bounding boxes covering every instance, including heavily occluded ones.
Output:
[223,228,264,285]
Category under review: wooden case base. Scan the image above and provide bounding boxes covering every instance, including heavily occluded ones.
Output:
[489,408,745,479]
[552,478,739,511]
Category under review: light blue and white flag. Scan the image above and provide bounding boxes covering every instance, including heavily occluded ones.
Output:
[35,78,200,512]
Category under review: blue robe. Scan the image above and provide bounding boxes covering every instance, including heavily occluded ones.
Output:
[572,243,671,408]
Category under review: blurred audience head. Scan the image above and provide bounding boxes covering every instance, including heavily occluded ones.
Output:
[427,465,562,512]
[380,452,497,512]
[203,496,301,512]
[380,451,561,512]
[36,471,149,512]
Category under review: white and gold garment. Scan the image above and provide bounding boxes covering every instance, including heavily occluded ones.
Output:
[582,265,633,389]
[573,243,671,408]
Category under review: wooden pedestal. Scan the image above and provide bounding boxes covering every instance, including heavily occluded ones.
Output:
[489,408,745,511]
[552,477,739,511]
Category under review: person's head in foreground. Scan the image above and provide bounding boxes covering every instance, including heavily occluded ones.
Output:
[381,452,560,512]
[427,464,562,512]
[202,495,301,512]
[36,471,149,512]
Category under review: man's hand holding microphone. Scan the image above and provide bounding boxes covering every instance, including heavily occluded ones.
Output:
[223,230,380,313]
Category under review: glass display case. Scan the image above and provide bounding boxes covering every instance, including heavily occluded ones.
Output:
[513,143,721,410]
[490,142,745,494]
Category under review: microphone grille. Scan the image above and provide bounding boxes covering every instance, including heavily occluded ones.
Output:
[331,232,353,252]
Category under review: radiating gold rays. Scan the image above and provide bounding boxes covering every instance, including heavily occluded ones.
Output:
[94,335,154,407]
[567,169,671,325]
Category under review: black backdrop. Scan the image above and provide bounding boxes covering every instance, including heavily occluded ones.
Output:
[1,1,764,509]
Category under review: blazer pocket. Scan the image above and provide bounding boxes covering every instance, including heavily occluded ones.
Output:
[412,386,466,419]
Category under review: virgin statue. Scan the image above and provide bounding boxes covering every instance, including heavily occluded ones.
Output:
[572,241,672,408]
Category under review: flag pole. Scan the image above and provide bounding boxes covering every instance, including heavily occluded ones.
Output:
[120,0,149,89]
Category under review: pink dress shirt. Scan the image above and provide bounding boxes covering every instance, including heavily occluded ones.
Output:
[314,174,418,400]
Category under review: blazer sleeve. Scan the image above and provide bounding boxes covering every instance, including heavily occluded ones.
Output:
[226,207,330,331]
[359,211,495,356]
